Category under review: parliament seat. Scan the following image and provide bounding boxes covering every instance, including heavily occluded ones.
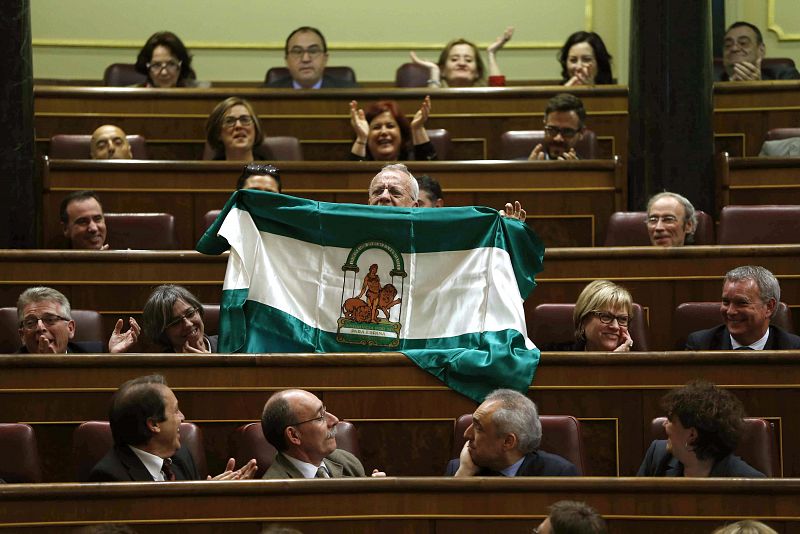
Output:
[650,417,779,477]
[765,128,800,141]
[0,307,105,354]
[531,302,650,351]
[104,213,179,250]
[603,210,715,246]
[49,134,149,159]
[264,66,356,86]
[395,62,430,88]
[228,420,361,479]
[452,414,586,475]
[672,301,794,349]
[499,129,599,160]
[426,129,454,160]
[717,205,800,245]
[202,136,304,161]
[0,423,43,482]
[202,304,220,336]
[72,421,207,481]
[203,210,222,232]
[103,63,147,87]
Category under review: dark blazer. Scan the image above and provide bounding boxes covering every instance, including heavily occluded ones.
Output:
[88,444,199,482]
[637,439,765,477]
[263,449,366,479]
[444,449,578,476]
[17,340,104,354]
[685,324,800,350]
[717,64,800,81]
[265,73,358,89]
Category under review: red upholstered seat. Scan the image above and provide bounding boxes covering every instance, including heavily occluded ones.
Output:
[530,302,650,351]
[104,213,179,250]
[103,63,147,87]
[0,307,104,354]
[451,414,586,475]
[426,129,453,160]
[650,417,779,477]
[228,421,360,479]
[203,210,222,232]
[0,423,43,482]
[603,211,715,246]
[202,137,304,161]
[395,63,430,88]
[49,134,148,159]
[500,129,599,160]
[72,420,207,481]
[264,66,356,86]
[673,301,794,349]
[202,304,220,336]
[717,205,800,245]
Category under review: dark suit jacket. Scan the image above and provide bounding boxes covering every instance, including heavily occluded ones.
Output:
[17,340,104,354]
[263,449,366,479]
[717,64,800,81]
[444,449,578,476]
[265,73,358,89]
[637,439,765,477]
[685,324,800,350]
[88,444,199,482]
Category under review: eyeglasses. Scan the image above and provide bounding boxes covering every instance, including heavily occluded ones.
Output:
[165,307,198,330]
[20,314,69,330]
[287,46,324,59]
[544,125,581,139]
[285,407,328,429]
[646,215,680,226]
[147,60,182,73]
[222,115,254,128]
[592,311,631,327]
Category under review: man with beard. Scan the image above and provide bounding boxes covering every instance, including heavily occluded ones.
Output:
[528,93,586,161]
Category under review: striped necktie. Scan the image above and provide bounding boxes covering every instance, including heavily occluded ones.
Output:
[162,458,176,481]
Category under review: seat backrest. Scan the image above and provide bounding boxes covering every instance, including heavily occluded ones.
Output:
[103,63,147,87]
[765,128,800,141]
[718,205,800,245]
[650,417,779,477]
[603,210,715,246]
[395,62,430,88]
[426,129,453,160]
[531,302,649,351]
[72,420,207,481]
[0,423,43,482]
[203,210,222,232]
[673,301,794,349]
[49,134,148,159]
[104,213,178,250]
[499,129,599,160]
[202,304,220,336]
[228,420,360,479]
[264,66,356,85]
[452,414,585,475]
[202,136,303,161]
[0,307,105,354]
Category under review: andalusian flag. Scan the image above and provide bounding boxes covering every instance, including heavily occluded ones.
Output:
[197,191,544,403]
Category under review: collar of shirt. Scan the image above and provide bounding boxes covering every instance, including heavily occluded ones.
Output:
[129,445,167,481]
[284,453,327,478]
[499,456,526,477]
[731,328,770,350]
[292,78,323,90]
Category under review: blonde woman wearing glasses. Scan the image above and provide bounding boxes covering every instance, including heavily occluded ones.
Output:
[205,97,267,162]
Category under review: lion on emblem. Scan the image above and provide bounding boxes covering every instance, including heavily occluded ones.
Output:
[343,282,402,324]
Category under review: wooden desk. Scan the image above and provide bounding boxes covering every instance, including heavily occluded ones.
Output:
[716,153,800,206]
[42,158,624,249]
[2,478,799,533]
[1,352,799,481]
[34,85,629,161]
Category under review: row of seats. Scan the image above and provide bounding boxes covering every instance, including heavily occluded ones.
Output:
[0,413,778,482]
[47,129,601,161]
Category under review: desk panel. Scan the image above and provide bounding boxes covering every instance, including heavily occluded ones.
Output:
[717,153,800,206]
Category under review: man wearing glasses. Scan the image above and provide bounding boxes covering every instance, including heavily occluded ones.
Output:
[16,286,139,354]
[266,27,358,89]
[645,191,697,247]
[261,389,384,478]
[528,93,586,161]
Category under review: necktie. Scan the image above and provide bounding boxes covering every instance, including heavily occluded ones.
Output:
[162,458,176,481]
[315,466,329,478]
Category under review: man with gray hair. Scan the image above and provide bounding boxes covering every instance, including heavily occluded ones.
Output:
[16,286,139,354]
[646,191,697,247]
[445,389,578,476]
[686,266,800,350]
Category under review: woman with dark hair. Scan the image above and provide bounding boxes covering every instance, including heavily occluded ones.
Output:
[135,31,203,88]
[637,380,765,477]
[142,284,216,353]
[348,96,436,161]
[205,97,266,161]
[410,28,513,87]
[558,31,614,86]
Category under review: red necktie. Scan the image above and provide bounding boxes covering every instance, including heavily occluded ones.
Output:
[162,458,176,481]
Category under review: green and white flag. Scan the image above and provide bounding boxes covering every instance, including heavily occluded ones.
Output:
[197,191,545,403]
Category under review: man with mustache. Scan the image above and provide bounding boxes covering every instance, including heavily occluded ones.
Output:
[528,93,586,161]
[260,389,384,478]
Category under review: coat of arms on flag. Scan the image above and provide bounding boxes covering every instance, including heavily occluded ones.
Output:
[197,190,545,403]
